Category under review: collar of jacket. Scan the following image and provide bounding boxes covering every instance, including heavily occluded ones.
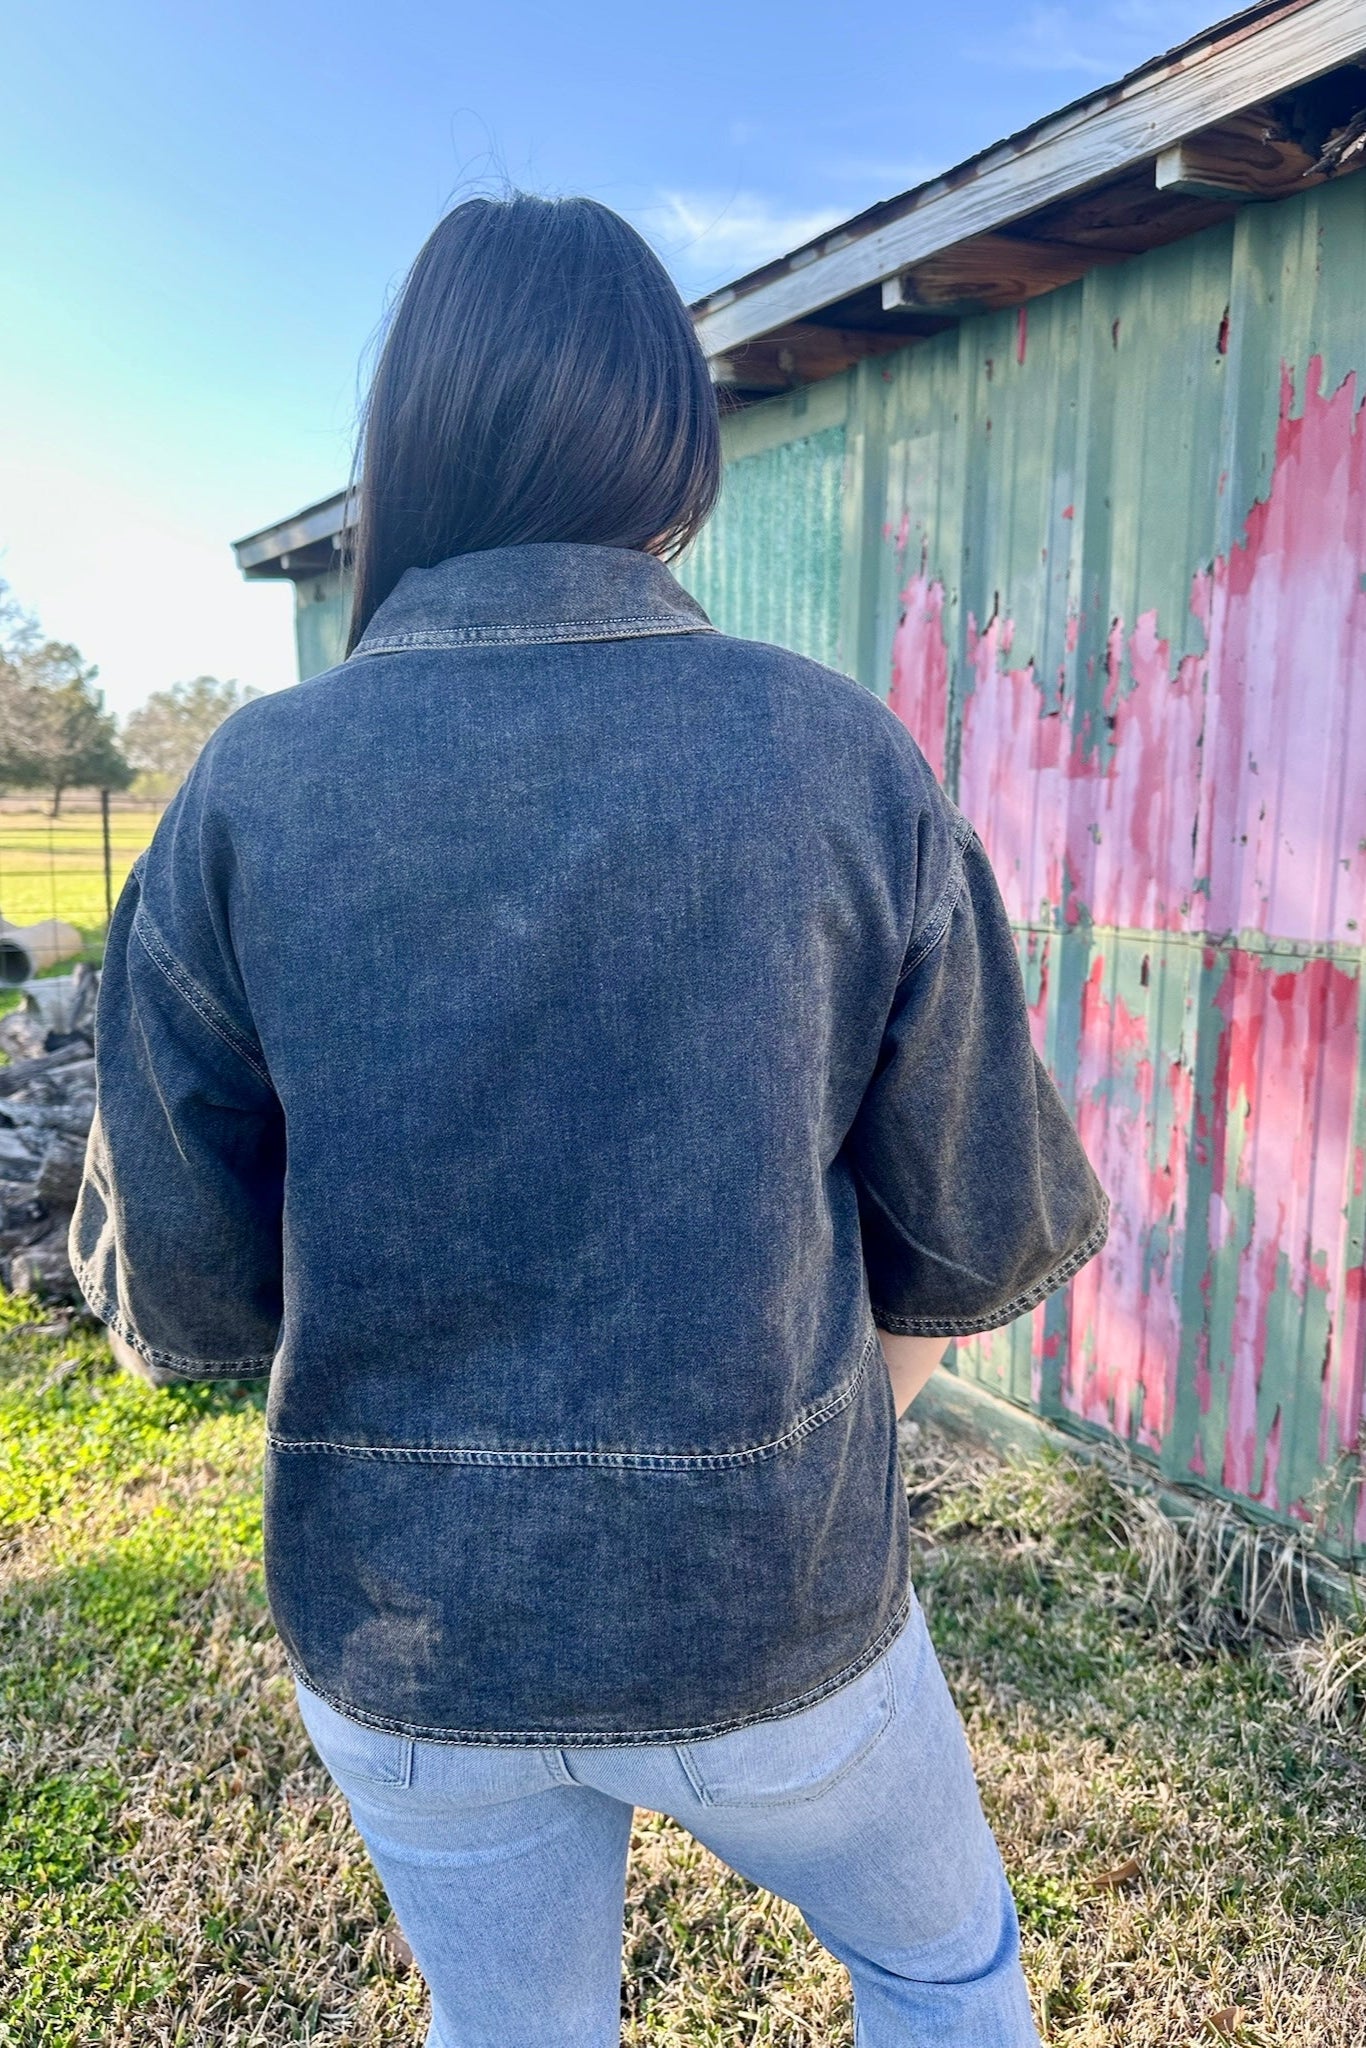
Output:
[352,542,716,656]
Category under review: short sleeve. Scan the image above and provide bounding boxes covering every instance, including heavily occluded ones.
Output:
[847,823,1108,1336]
[70,846,285,1380]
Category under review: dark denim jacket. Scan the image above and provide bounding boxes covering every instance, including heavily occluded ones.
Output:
[73,543,1107,1744]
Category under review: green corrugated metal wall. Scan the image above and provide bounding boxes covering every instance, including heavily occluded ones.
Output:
[683,385,848,670]
[294,574,349,681]
[680,172,1366,1561]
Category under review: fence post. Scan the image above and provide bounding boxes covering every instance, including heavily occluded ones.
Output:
[100,788,113,937]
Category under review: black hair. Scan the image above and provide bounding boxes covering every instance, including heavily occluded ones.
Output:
[346,193,722,651]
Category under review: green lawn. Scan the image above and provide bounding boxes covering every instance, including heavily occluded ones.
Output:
[0,805,162,959]
[2,1312,1364,2046]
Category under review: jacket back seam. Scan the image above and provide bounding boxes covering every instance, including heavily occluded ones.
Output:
[268,1332,877,1470]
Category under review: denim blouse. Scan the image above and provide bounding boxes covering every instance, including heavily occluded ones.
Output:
[72,543,1107,1744]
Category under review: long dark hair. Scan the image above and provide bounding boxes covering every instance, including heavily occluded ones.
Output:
[346,194,722,651]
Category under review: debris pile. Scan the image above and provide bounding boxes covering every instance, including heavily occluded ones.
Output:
[0,966,98,1301]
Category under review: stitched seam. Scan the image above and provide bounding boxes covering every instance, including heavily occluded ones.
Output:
[357,619,716,653]
[71,1251,275,1376]
[131,906,271,1086]
[268,1334,876,1469]
[898,812,974,985]
[283,1595,911,1748]
[871,1202,1110,1336]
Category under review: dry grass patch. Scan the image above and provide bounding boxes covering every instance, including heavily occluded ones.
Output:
[2,1318,1364,2045]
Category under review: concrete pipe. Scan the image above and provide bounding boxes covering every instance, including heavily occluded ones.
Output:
[0,918,85,986]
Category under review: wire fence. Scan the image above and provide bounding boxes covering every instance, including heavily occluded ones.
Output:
[0,794,166,968]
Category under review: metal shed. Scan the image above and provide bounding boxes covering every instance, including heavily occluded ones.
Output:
[234,0,1366,1564]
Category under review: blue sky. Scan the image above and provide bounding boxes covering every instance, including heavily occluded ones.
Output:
[2,0,1218,713]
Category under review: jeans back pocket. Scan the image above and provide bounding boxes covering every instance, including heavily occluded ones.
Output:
[296,1679,414,1788]
[677,1643,896,1808]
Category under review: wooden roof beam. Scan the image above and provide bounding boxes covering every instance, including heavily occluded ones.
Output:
[882,232,1129,315]
[710,321,917,391]
[693,0,1366,362]
[1156,104,1322,198]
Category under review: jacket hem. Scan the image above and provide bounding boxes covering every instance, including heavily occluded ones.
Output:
[71,1250,275,1379]
[870,1201,1110,1337]
[283,1591,912,1747]
[267,1331,878,1469]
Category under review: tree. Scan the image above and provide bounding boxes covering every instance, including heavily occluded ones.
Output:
[0,579,39,663]
[8,643,132,815]
[0,582,43,790]
[0,588,131,814]
[122,676,259,794]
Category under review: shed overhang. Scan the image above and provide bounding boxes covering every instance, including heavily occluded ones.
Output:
[693,0,1366,394]
[233,489,351,582]
[232,0,1366,572]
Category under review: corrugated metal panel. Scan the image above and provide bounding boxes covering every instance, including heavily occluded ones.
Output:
[294,573,349,680]
[682,387,847,667]
[1171,946,1365,1551]
[714,171,1366,1558]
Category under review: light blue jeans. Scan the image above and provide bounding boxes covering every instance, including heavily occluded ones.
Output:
[295,1593,1040,2046]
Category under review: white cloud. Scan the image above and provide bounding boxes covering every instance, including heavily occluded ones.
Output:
[642,191,850,299]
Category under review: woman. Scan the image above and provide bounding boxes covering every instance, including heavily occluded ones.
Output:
[75,194,1107,2046]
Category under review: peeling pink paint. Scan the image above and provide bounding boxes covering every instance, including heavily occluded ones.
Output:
[1068,611,1207,932]
[956,612,1071,924]
[1348,1264,1366,1545]
[910,359,1366,948]
[888,567,950,784]
[955,605,1205,930]
[1031,1323,1060,1412]
[1024,931,1050,1061]
[1207,953,1361,1507]
[1066,957,1190,1449]
[1259,1408,1284,1507]
[1203,361,1366,946]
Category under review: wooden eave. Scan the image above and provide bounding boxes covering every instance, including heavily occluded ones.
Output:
[233,2,1366,574]
[233,489,351,581]
[696,0,1366,395]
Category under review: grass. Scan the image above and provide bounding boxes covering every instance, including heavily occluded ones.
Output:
[0,801,162,961]
[2,1310,1364,2046]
